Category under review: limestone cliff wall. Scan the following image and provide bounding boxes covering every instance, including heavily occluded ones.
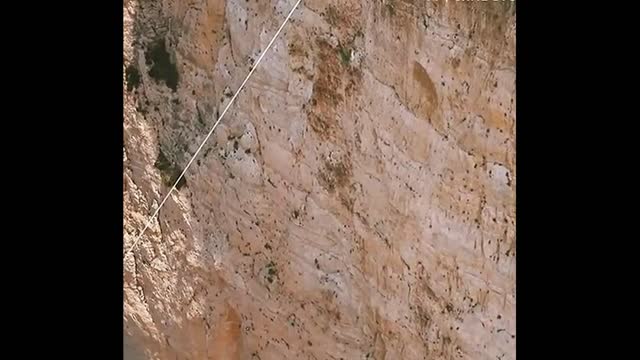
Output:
[123,1,515,359]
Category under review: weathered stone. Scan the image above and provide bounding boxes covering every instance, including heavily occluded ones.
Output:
[124,1,516,359]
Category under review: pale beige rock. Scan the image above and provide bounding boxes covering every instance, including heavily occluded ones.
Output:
[124,1,516,359]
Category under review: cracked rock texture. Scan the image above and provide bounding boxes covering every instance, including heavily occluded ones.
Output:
[123,0,516,359]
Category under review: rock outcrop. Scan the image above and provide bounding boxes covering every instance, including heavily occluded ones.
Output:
[123,0,515,359]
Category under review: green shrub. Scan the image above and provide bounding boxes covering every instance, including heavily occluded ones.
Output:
[339,47,351,65]
[265,261,278,283]
[145,38,179,91]
[154,148,187,189]
[125,65,141,92]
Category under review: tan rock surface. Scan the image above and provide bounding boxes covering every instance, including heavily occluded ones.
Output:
[123,1,516,359]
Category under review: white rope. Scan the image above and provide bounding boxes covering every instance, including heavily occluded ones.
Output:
[124,0,303,258]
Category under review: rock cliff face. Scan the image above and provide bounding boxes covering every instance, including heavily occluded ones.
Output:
[123,1,516,359]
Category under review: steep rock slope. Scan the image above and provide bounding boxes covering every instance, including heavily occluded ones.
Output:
[123,1,515,359]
